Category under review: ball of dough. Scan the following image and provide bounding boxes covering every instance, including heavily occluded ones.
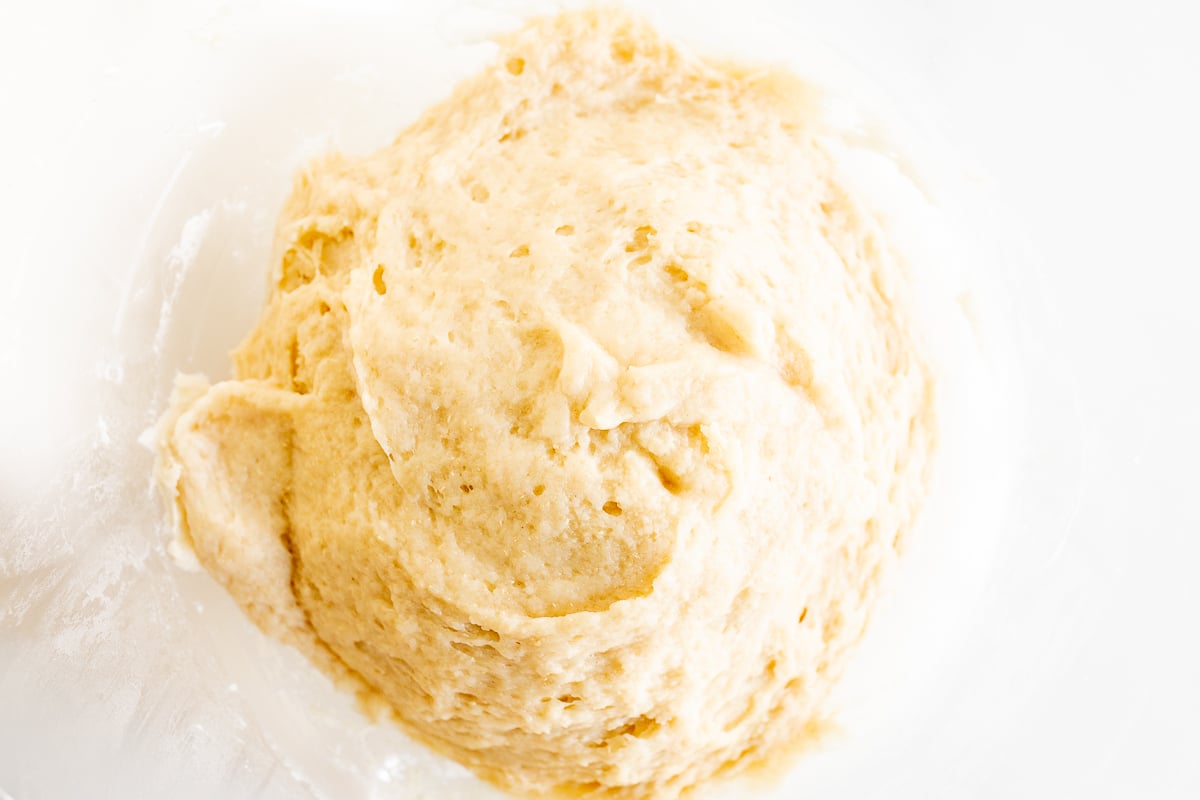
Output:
[158,8,935,798]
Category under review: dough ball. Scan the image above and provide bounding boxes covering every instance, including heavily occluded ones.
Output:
[158,8,935,798]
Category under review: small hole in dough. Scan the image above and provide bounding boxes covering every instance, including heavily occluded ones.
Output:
[612,715,659,740]
[780,346,814,391]
[656,466,684,495]
[602,500,623,516]
[625,224,656,252]
[464,623,500,642]
[451,641,498,657]
[532,484,546,496]
[506,57,525,75]
[797,607,808,624]
[664,263,689,282]
[555,224,574,236]
[509,244,530,258]
[372,265,387,295]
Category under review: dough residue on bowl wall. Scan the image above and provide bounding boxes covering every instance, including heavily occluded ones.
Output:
[156,7,936,798]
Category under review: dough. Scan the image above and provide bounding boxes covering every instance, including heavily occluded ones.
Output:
[157,8,935,798]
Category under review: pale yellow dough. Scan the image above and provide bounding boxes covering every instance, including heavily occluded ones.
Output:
[157,8,935,798]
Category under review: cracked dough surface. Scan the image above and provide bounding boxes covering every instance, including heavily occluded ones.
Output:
[157,8,935,798]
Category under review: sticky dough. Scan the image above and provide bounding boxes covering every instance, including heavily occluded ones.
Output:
[157,8,935,798]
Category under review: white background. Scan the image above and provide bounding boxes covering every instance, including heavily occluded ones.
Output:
[1,0,1198,798]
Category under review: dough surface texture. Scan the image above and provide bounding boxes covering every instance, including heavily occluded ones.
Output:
[158,8,935,798]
